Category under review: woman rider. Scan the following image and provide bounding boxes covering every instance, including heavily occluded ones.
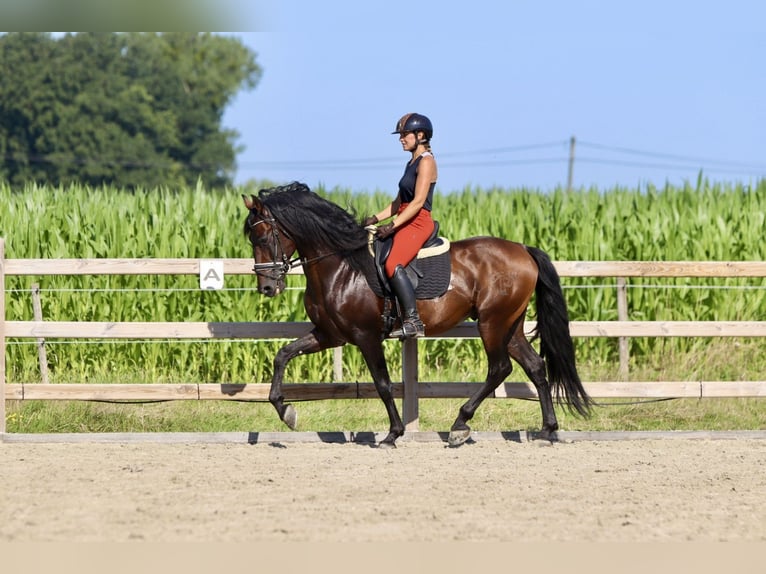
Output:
[363,113,437,338]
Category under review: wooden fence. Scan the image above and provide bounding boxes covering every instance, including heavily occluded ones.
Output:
[2,236,766,433]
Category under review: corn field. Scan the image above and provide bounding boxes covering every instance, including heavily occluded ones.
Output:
[2,177,766,385]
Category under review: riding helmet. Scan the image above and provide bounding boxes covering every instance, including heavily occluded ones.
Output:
[392,113,433,140]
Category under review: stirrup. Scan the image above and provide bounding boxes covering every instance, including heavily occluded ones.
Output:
[394,317,425,339]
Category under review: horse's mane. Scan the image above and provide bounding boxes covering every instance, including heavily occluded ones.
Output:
[256,182,373,273]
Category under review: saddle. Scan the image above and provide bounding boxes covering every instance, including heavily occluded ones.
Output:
[366,221,452,338]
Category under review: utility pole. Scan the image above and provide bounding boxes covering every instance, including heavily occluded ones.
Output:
[567,135,576,193]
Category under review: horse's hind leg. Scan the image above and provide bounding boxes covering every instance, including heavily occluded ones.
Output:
[507,330,559,439]
[448,343,512,447]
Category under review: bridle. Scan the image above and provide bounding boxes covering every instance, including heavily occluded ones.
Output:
[247,213,302,281]
[247,208,354,282]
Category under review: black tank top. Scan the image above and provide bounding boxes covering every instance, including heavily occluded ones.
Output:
[397,152,435,211]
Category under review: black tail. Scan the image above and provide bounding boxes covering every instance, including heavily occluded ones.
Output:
[526,246,592,417]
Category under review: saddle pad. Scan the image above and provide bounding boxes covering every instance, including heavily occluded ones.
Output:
[366,249,451,300]
[412,250,451,299]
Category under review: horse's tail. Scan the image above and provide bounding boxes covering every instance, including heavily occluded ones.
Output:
[526,245,593,417]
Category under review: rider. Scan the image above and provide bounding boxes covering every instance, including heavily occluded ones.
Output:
[363,113,437,338]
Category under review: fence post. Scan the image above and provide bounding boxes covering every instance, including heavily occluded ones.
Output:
[401,338,419,432]
[332,347,343,382]
[31,283,50,385]
[1,238,6,434]
[616,277,629,379]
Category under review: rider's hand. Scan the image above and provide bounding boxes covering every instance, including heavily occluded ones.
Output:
[362,215,378,227]
[377,222,395,239]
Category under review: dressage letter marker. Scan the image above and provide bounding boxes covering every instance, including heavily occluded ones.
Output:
[200,260,224,290]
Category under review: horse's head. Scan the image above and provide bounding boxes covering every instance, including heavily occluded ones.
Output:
[242,193,297,297]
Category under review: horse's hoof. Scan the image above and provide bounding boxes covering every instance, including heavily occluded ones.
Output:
[378,432,400,449]
[532,429,558,443]
[448,428,471,447]
[282,404,297,430]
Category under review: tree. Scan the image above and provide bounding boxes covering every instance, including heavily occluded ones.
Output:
[0,32,261,189]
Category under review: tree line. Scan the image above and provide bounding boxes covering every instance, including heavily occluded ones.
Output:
[0,32,261,189]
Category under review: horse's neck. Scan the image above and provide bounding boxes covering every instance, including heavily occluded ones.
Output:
[299,247,346,271]
[301,248,361,278]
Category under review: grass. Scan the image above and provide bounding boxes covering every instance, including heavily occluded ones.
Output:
[6,397,763,434]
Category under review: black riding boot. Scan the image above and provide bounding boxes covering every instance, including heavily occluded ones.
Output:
[389,265,425,338]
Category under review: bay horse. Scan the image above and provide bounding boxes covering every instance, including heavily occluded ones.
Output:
[242,182,592,448]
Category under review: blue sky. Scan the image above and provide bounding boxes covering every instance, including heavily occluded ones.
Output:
[222,1,765,193]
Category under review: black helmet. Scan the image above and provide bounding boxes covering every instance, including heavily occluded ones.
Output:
[392,113,433,140]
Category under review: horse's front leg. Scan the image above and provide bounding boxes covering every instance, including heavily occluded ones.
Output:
[357,339,405,448]
[269,329,333,430]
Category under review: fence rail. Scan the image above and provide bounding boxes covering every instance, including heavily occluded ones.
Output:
[7,258,766,277]
[2,237,765,433]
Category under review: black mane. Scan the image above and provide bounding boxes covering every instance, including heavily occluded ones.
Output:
[257,182,372,273]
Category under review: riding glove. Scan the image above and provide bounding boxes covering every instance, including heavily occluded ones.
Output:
[377,222,396,239]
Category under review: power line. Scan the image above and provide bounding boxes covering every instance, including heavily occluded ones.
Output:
[236,139,766,175]
[4,139,765,178]
[238,157,571,171]
[439,157,566,169]
[436,141,567,158]
[577,156,766,176]
[234,141,569,170]
[577,140,766,172]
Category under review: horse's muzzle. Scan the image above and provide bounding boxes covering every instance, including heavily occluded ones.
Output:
[258,282,284,297]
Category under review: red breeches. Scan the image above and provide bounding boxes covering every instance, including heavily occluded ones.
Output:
[384,204,435,277]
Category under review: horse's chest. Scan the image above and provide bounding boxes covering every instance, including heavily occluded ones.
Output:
[304,283,362,331]
[304,288,341,325]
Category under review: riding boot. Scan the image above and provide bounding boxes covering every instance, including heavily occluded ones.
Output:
[389,265,425,338]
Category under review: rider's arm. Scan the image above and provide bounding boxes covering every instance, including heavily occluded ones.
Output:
[372,197,401,223]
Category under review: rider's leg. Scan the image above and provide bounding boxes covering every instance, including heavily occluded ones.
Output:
[388,264,425,338]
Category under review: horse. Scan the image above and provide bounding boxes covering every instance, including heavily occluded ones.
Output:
[242,181,592,448]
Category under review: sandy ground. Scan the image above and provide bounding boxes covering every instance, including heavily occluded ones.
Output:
[1,437,765,542]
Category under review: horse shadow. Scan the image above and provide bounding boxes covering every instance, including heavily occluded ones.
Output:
[246,430,530,447]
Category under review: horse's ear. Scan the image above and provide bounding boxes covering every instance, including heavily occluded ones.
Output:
[242,194,261,210]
